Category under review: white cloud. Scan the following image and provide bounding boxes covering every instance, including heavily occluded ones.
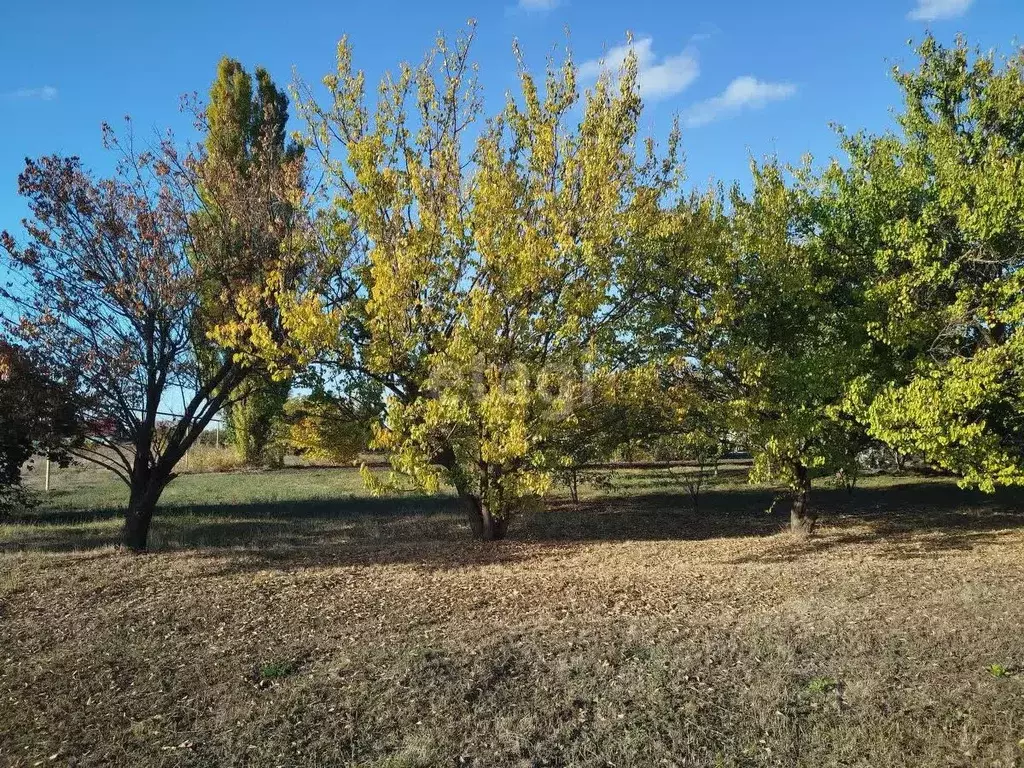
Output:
[908,0,974,21]
[578,37,699,102]
[1,85,58,101]
[685,76,796,127]
[517,0,559,11]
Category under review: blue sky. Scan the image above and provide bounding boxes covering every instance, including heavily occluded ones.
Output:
[1,0,1020,228]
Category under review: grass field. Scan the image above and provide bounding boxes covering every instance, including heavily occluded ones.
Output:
[2,464,1024,767]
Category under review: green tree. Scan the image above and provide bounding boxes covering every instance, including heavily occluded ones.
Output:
[546,366,666,504]
[647,377,730,513]
[283,383,380,465]
[838,36,1024,492]
[641,164,875,534]
[724,164,879,533]
[227,376,291,467]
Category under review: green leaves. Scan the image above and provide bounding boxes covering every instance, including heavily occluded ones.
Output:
[671,160,874,491]
[0,341,83,512]
[844,35,1024,492]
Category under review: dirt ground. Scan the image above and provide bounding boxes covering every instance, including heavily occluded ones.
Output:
[1,469,1023,767]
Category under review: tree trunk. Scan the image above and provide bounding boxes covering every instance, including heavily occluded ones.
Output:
[892,448,906,474]
[123,475,167,553]
[462,493,509,541]
[789,463,816,536]
[429,445,509,541]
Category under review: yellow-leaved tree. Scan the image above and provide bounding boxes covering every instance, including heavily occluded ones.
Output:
[288,25,680,539]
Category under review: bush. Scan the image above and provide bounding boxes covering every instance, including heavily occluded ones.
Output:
[181,445,244,474]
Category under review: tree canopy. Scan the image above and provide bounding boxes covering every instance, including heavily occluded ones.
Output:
[277,26,681,538]
[0,60,309,550]
[4,30,1024,543]
[0,340,83,513]
[838,36,1024,492]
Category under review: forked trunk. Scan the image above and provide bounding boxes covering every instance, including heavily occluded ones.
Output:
[789,463,816,536]
[462,493,509,541]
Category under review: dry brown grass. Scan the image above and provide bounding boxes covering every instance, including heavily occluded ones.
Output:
[1,470,1023,767]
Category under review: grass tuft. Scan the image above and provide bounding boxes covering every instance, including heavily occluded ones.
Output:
[806,676,839,694]
[257,659,299,681]
[987,663,1016,679]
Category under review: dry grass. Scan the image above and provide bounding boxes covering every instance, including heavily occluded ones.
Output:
[2,469,1024,766]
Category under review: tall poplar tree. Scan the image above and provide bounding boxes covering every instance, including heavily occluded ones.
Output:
[196,58,301,467]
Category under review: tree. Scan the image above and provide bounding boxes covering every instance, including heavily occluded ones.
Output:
[0,340,83,512]
[546,366,665,504]
[838,36,1024,493]
[641,165,875,534]
[0,63,308,551]
[227,376,290,466]
[725,164,880,534]
[648,379,729,513]
[283,385,379,465]
[286,27,680,539]
[196,58,303,468]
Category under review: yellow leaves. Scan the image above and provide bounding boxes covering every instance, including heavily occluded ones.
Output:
[281,25,685,518]
[284,399,367,465]
[477,369,533,465]
[204,262,338,379]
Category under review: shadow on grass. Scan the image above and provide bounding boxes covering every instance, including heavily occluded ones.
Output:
[6,492,456,526]
[3,476,1023,571]
[722,481,1024,564]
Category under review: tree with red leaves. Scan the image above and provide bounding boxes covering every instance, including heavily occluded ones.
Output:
[0,340,83,513]
[0,63,309,551]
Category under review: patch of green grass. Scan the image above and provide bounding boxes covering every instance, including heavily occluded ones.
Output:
[258,659,299,681]
[806,676,839,694]
[987,663,1015,679]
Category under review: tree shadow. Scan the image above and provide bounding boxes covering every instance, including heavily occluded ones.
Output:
[522,478,1024,567]
[3,475,1022,572]
[10,492,459,526]
[2,492,460,549]
[1,492,568,572]
[722,481,1024,563]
